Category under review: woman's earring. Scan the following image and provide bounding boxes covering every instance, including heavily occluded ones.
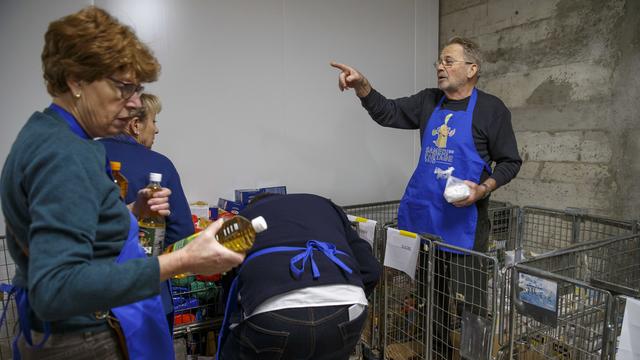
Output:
[74,93,81,99]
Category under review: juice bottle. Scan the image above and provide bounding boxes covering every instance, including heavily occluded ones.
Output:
[138,172,166,256]
[110,161,128,200]
[164,215,267,254]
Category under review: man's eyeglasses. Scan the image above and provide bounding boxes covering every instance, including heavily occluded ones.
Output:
[434,58,474,69]
[108,77,144,99]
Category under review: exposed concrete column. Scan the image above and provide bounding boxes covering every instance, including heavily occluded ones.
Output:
[439,0,639,219]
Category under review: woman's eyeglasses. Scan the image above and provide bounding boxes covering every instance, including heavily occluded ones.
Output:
[108,77,145,99]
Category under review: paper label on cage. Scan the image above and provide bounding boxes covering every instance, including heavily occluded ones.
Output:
[517,272,559,327]
[617,297,640,359]
[347,215,377,247]
[383,228,419,279]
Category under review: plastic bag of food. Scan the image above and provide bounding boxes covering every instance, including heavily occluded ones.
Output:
[435,167,470,203]
[444,175,470,203]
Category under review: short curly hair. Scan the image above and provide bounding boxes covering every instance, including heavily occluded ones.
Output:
[42,6,161,96]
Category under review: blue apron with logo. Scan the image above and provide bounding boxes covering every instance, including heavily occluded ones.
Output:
[0,104,174,359]
[215,240,354,360]
[397,89,489,251]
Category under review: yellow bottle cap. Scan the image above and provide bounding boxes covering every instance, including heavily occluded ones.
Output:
[110,161,121,171]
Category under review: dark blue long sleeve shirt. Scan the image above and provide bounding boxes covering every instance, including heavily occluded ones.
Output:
[99,135,194,245]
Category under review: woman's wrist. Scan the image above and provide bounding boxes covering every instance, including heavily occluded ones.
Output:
[158,250,188,281]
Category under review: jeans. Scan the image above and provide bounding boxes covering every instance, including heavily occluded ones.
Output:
[17,329,124,360]
[220,304,368,360]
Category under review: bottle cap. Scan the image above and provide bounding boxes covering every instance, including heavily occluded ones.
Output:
[149,172,162,182]
[110,161,121,171]
[251,216,268,233]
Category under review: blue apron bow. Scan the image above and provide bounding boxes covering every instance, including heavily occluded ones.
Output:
[290,240,353,279]
[216,239,353,360]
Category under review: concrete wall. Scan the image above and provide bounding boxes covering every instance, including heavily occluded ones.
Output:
[440,0,640,219]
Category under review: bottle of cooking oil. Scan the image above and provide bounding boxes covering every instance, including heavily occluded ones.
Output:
[216,215,267,252]
[110,161,128,200]
[164,215,267,255]
[138,172,166,256]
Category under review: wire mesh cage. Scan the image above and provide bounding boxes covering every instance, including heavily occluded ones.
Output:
[343,200,519,360]
[342,201,401,359]
[487,205,522,359]
[518,207,638,260]
[426,239,501,360]
[170,275,226,336]
[0,236,16,360]
[380,231,501,360]
[510,234,640,360]
[382,231,430,360]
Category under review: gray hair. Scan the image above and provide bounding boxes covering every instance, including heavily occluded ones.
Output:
[446,37,482,76]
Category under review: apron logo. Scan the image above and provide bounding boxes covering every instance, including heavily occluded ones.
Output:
[431,113,456,149]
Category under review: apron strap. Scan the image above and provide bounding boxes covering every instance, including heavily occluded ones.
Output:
[3,287,51,360]
[216,277,239,360]
[0,284,16,330]
[4,222,52,359]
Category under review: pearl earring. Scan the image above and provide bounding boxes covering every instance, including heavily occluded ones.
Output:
[74,93,81,99]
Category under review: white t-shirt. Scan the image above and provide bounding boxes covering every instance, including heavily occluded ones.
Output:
[247,284,368,318]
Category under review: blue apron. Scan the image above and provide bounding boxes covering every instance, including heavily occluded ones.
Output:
[397,89,490,251]
[0,104,174,359]
[112,213,175,359]
[215,240,354,360]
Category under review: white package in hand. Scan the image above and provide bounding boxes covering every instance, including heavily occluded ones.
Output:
[444,175,470,203]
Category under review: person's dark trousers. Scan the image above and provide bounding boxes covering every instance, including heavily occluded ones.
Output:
[220,304,368,360]
[432,249,452,359]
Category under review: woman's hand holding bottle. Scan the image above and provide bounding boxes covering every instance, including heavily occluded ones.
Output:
[158,219,245,280]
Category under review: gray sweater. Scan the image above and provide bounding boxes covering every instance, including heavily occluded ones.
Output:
[1,108,160,333]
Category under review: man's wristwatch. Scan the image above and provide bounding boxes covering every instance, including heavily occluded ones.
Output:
[479,183,491,199]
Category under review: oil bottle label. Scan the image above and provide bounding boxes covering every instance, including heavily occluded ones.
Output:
[139,226,166,256]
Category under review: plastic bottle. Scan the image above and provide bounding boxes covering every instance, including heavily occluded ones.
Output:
[110,161,128,200]
[138,172,166,256]
[164,215,267,254]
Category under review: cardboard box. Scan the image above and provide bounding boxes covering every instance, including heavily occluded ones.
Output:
[217,198,244,214]
[260,185,287,195]
[234,188,263,205]
[384,341,422,360]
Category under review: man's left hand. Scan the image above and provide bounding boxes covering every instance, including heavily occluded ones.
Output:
[452,180,488,207]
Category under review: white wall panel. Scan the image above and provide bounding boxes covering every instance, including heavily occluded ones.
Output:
[0,0,438,226]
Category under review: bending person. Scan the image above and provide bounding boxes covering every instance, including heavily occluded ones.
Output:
[218,193,381,360]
